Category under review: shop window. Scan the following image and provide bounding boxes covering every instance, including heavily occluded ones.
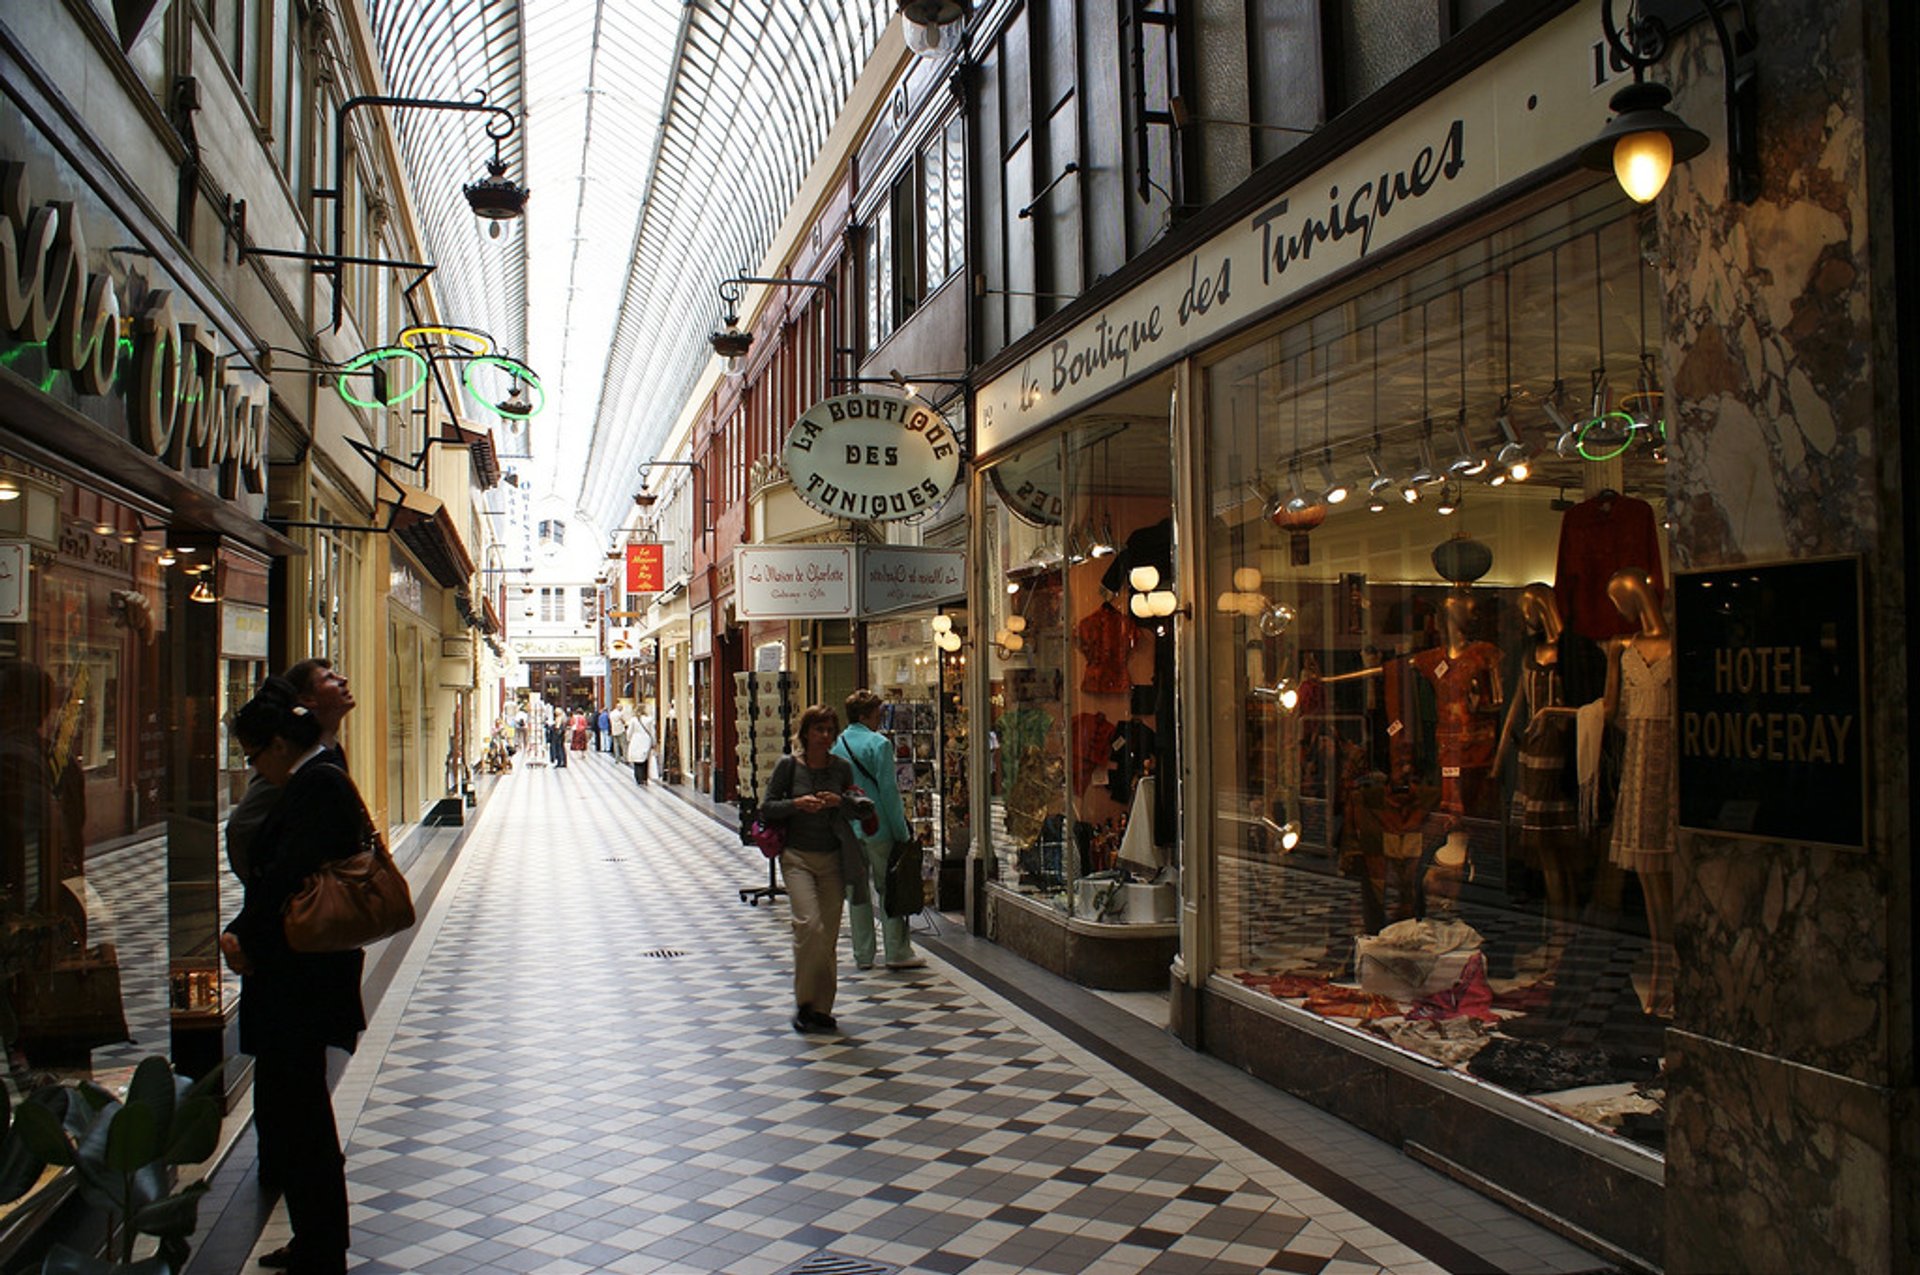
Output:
[1329,1,1444,112]
[977,385,1178,924]
[539,587,564,623]
[1202,185,1672,1150]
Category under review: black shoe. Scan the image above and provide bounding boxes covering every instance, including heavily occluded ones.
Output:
[258,1246,294,1270]
[808,1010,839,1033]
[792,1012,813,1034]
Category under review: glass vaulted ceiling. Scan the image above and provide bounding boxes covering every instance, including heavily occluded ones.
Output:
[367,0,892,552]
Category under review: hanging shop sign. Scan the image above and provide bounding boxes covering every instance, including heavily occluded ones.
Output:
[783,392,961,522]
[861,546,965,616]
[736,545,856,620]
[691,606,712,659]
[972,5,1618,456]
[220,602,270,660]
[579,655,609,677]
[987,450,1063,527]
[1674,557,1866,849]
[0,542,27,624]
[625,542,666,593]
[0,163,270,498]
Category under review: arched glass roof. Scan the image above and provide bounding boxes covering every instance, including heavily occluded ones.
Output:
[366,0,893,550]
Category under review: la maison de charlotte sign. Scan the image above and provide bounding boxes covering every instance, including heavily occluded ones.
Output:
[973,3,1618,455]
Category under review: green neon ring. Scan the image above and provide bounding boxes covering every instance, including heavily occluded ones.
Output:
[463,356,546,419]
[1575,413,1637,463]
[338,345,429,410]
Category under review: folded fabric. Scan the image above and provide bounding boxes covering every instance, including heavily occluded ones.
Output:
[1375,1017,1493,1067]
[1407,952,1497,1022]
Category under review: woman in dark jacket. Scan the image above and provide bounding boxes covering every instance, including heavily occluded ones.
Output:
[758,704,872,1035]
[219,676,367,1275]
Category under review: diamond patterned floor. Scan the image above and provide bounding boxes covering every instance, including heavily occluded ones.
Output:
[222,753,1603,1275]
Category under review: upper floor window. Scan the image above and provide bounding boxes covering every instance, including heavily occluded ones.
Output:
[863,115,965,354]
[580,587,598,626]
[539,587,565,623]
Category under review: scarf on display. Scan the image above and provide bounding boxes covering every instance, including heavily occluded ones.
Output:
[1575,698,1608,833]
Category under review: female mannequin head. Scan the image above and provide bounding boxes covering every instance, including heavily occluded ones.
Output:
[1517,583,1564,641]
[1606,568,1664,635]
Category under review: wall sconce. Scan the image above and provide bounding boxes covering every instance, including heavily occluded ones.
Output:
[931,613,965,654]
[188,577,217,604]
[0,475,20,502]
[1578,0,1759,204]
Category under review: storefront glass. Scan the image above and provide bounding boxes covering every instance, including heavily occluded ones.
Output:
[864,616,943,879]
[977,385,1179,923]
[1202,185,1672,1151]
[0,460,168,1091]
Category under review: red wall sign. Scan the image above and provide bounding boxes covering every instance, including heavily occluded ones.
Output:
[625,542,665,593]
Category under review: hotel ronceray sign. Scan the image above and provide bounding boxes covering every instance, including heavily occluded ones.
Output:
[736,545,855,620]
[1674,557,1866,849]
[783,392,960,522]
[972,4,1619,456]
[0,163,269,498]
[625,542,666,593]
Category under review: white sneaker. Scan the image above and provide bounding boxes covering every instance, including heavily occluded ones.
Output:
[885,955,927,971]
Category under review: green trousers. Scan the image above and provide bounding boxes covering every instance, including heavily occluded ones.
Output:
[845,833,915,967]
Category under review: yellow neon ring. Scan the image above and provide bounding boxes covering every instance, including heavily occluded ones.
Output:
[398,325,491,357]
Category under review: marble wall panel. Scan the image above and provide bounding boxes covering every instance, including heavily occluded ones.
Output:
[1666,1028,1892,1273]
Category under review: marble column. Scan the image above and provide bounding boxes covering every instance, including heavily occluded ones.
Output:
[1652,1,1909,1270]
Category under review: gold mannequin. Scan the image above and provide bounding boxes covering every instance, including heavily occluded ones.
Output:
[1494,583,1581,924]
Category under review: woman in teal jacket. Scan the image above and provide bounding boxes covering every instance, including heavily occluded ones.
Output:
[832,690,926,970]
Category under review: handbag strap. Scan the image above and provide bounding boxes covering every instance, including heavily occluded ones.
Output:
[844,748,883,795]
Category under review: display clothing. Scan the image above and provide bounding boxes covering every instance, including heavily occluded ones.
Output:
[1074,602,1138,693]
[1553,492,1665,641]
[994,708,1053,796]
[1513,655,1587,870]
[1609,643,1676,872]
[1106,719,1157,803]
[1069,711,1117,794]
[1408,642,1503,817]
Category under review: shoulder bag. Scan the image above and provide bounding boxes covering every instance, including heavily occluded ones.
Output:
[746,756,794,860]
[284,789,417,953]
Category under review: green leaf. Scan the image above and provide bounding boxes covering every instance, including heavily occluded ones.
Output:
[126,1058,176,1141]
[74,1081,117,1114]
[9,1101,73,1167]
[104,1102,160,1174]
[160,1097,219,1168]
[130,1179,209,1240]
[40,1243,171,1275]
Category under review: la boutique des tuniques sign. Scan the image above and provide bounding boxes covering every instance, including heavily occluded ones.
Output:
[784,392,961,522]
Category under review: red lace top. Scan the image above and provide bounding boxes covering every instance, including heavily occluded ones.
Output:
[1074,602,1137,694]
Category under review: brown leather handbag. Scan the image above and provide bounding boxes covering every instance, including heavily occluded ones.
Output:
[283,812,416,953]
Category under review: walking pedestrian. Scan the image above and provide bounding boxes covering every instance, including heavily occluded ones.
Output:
[569,709,589,754]
[548,713,568,768]
[832,691,926,971]
[219,676,368,1275]
[609,703,628,763]
[591,706,606,753]
[626,708,656,785]
[756,704,873,1035]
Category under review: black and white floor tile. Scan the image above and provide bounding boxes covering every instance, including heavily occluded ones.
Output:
[236,750,1601,1275]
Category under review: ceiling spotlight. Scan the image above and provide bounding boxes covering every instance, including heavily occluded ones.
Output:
[1257,603,1296,638]
[1315,453,1349,505]
[1436,482,1460,516]
[1252,678,1300,711]
[93,521,115,536]
[188,578,217,604]
[1493,412,1531,481]
[157,550,176,566]
[1283,467,1313,517]
[1447,419,1487,477]
[1409,434,1442,487]
[1547,395,1581,459]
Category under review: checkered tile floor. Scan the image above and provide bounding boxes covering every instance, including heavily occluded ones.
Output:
[228,750,1602,1275]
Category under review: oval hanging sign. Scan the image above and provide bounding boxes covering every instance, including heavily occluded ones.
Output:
[784,392,961,522]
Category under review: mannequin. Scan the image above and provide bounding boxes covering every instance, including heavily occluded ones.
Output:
[1534,567,1673,1014]
[1600,568,1674,1015]
[1493,584,1594,925]
[1319,590,1504,820]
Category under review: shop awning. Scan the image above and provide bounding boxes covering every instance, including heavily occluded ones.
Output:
[450,424,502,491]
[455,587,501,635]
[389,482,475,589]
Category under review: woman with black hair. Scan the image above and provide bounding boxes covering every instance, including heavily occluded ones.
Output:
[218,675,368,1275]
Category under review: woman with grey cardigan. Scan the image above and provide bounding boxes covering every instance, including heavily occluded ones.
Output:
[758,703,873,1034]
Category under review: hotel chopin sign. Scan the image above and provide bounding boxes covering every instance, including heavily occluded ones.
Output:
[0,164,269,498]
[1674,557,1866,848]
[783,392,960,522]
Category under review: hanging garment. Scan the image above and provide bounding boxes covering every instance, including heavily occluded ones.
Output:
[1409,642,1503,817]
[1553,492,1666,641]
[1069,712,1117,794]
[1116,775,1165,871]
[1074,602,1138,694]
[1513,654,1593,871]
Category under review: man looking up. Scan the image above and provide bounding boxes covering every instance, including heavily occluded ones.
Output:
[283,657,356,766]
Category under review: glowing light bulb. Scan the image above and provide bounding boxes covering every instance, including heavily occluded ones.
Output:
[1614,130,1675,204]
